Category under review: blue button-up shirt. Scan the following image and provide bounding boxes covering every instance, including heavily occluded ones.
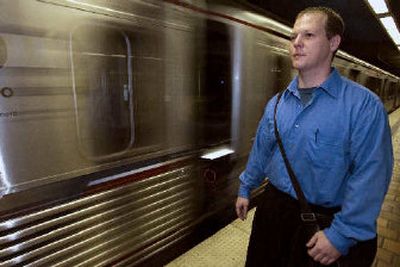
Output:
[239,68,393,255]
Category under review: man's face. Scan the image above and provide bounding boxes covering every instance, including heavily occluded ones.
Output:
[290,12,338,73]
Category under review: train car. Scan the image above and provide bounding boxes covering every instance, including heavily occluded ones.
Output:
[0,0,399,266]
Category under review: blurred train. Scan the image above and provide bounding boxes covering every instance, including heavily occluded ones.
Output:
[0,0,399,266]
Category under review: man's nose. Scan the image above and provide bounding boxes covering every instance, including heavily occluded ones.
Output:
[292,35,302,46]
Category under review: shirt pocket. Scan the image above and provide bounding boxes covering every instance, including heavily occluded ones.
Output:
[306,132,349,169]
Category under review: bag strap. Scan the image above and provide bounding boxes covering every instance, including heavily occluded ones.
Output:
[273,91,317,223]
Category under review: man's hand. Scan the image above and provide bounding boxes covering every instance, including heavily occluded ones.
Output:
[235,197,249,220]
[306,231,341,265]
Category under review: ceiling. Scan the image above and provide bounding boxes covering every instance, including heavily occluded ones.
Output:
[243,0,400,77]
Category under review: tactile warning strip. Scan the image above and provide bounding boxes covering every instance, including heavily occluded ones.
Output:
[166,210,255,267]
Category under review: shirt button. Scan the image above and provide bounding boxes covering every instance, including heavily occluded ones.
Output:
[295,124,299,128]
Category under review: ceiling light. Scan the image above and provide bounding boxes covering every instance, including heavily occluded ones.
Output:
[380,16,400,44]
[366,0,389,14]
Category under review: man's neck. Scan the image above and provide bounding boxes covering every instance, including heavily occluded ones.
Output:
[298,67,332,88]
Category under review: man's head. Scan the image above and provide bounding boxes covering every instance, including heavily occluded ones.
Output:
[290,7,344,74]
[296,7,344,41]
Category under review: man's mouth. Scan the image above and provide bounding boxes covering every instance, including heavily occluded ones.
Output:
[293,53,305,58]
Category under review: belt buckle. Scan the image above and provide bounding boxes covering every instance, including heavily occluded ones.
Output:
[300,212,317,222]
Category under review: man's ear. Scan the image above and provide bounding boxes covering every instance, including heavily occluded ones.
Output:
[330,35,341,52]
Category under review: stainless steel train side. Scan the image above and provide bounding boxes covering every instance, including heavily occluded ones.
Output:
[0,0,399,266]
[0,1,206,266]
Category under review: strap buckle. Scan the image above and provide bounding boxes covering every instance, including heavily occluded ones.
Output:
[300,212,317,222]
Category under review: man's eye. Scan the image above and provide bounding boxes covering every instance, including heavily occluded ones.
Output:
[290,35,297,41]
[305,33,314,38]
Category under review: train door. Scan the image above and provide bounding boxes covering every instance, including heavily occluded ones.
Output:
[196,19,236,212]
[198,19,232,147]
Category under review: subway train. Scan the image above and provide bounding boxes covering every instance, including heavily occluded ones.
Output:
[0,0,399,266]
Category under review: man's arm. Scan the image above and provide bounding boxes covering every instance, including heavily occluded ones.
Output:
[321,97,393,256]
[236,97,276,218]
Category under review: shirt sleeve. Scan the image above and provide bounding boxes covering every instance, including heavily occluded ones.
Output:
[324,97,393,255]
[238,97,276,199]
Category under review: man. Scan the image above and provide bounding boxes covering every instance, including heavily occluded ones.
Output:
[236,7,393,267]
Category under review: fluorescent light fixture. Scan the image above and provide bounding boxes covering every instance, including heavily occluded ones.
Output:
[366,0,389,14]
[380,16,400,44]
[201,148,234,160]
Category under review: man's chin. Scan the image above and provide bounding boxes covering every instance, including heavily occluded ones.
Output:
[291,63,302,71]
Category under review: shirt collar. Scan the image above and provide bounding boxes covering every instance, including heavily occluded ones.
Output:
[286,68,342,99]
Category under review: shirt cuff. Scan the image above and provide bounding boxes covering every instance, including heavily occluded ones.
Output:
[324,227,356,255]
[238,172,251,199]
[238,184,251,199]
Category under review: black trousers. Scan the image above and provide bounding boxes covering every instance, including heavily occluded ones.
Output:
[245,184,377,267]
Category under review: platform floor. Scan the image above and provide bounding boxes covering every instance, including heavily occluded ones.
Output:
[166,108,400,267]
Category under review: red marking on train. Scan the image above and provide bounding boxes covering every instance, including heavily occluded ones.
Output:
[84,159,191,195]
[163,0,288,40]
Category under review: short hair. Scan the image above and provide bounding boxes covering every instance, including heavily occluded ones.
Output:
[296,7,345,40]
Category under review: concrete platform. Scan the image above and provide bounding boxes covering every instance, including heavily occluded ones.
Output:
[166,108,400,267]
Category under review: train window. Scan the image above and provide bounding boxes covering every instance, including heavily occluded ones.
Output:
[198,20,232,145]
[71,25,133,159]
[365,77,382,95]
[348,69,359,82]
[0,36,6,68]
